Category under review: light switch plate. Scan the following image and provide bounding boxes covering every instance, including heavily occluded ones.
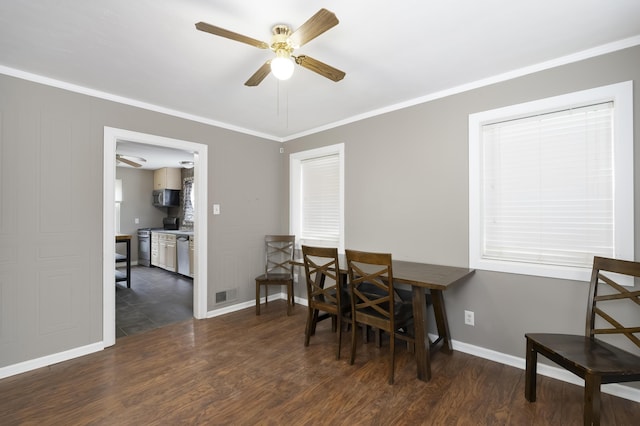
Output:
[213,204,221,215]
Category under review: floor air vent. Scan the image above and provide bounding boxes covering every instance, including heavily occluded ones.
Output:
[215,289,238,304]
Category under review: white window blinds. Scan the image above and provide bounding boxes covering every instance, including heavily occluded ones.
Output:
[481,102,614,268]
[300,153,340,246]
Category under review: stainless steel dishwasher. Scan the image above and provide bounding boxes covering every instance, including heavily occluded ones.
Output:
[177,235,190,277]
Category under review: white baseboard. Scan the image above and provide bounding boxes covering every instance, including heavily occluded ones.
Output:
[207,292,308,318]
[0,342,104,380]
[451,339,640,403]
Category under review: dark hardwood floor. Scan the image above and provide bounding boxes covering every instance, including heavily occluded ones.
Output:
[1,300,639,425]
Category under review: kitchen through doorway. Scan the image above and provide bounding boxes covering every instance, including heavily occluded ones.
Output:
[115,143,195,338]
[103,127,208,347]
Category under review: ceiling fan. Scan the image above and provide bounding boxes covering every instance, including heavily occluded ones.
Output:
[116,154,146,168]
[195,8,345,86]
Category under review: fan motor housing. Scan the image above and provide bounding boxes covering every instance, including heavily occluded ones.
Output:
[271,25,293,53]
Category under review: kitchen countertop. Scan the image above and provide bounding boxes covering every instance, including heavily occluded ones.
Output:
[152,230,194,236]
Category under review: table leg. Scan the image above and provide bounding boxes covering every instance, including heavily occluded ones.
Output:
[431,289,452,353]
[125,238,131,288]
[412,285,431,382]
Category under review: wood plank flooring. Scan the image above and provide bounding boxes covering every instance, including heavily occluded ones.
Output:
[1,300,639,425]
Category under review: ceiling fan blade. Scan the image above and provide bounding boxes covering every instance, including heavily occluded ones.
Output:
[295,55,345,82]
[245,60,272,86]
[195,22,269,49]
[289,8,339,48]
[116,155,142,168]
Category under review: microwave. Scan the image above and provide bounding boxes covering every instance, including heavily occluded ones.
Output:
[153,189,180,207]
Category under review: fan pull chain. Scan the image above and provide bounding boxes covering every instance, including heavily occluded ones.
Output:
[276,80,289,129]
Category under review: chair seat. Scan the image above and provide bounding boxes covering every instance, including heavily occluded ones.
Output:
[255,273,292,282]
[358,282,413,326]
[316,287,351,309]
[526,333,640,379]
[525,257,640,425]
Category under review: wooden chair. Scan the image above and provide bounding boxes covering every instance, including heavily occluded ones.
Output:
[525,256,640,425]
[302,245,350,359]
[346,249,414,384]
[255,235,295,316]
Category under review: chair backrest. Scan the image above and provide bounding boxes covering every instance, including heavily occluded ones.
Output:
[346,249,395,329]
[264,235,295,278]
[587,256,640,349]
[302,245,342,309]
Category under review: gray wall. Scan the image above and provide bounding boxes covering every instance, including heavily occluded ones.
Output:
[0,73,283,368]
[283,46,640,370]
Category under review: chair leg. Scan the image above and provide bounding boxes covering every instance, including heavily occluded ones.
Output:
[584,374,601,426]
[255,281,261,316]
[291,280,295,308]
[524,338,537,402]
[311,309,319,335]
[336,314,342,360]
[362,324,369,343]
[304,306,314,347]
[350,319,357,365]
[286,281,293,316]
[389,332,395,385]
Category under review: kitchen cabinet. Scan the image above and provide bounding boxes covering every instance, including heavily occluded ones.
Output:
[159,233,177,272]
[151,232,176,272]
[154,167,181,190]
[151,232,159,266]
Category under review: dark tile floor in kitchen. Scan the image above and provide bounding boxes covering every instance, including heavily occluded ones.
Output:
[115,265,193,338]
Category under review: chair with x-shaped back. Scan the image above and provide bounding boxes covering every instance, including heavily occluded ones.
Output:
[346,249,414,384]
[255,235,295,315]
[525,256,640,425]
[302,245,350,359]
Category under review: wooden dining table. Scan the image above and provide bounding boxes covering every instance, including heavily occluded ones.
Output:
[292,255,475,382]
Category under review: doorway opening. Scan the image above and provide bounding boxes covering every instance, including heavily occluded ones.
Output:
[103,127,208,347]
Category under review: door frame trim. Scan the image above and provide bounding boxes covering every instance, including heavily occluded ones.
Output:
[103,127,208,347]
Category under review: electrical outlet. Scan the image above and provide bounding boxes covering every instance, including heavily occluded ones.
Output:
[464,310,475,326]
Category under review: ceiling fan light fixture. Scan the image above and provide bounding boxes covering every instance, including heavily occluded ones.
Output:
[196,9,344,86]
[271,51,294,80]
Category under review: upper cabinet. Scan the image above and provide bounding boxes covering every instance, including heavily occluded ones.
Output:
[154,167,181,190]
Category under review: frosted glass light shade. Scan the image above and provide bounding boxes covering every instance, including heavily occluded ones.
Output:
[271,56,294,80]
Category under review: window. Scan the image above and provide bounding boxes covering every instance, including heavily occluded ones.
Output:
[469,82,633,281]
[290,143,345,250]
[182,177,194,227]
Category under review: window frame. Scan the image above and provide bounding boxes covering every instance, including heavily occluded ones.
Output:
[290,143,345,251]
[468,81,634,281]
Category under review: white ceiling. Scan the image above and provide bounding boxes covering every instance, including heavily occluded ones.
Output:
[1,0,639,147]
[116,141,194,170]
